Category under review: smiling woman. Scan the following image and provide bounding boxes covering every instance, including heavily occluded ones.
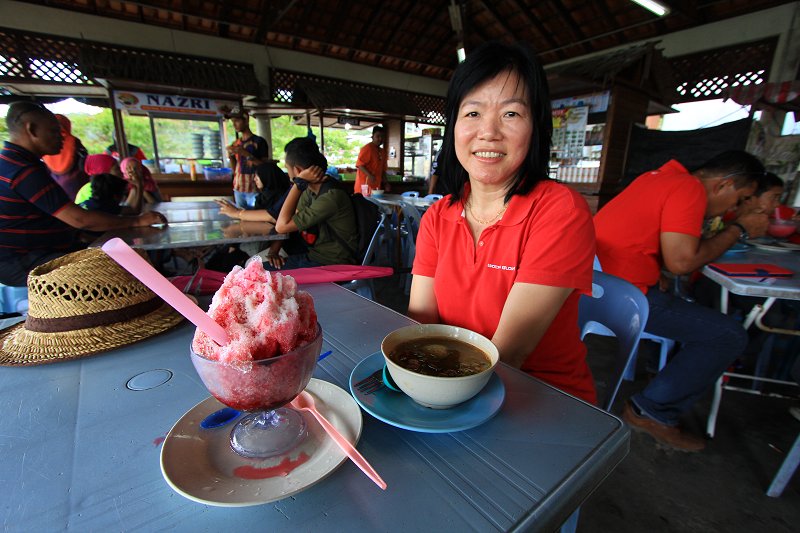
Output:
[407,41,598,404]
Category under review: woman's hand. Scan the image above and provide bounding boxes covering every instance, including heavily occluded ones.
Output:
[215,198,241,219]
[264,252,285,269]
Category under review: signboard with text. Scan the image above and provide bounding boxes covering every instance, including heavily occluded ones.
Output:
[112,91,239,118]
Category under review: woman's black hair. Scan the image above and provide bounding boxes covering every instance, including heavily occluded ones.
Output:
[755,171,784,196]
[90,173,127,203]
[440,41,553,205]
[254,161,291,212]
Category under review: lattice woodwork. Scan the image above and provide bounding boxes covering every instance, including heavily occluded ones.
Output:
[0,28,93,85]
[269,69,445,125]
[668,38,777,103]
[0,26,259,96]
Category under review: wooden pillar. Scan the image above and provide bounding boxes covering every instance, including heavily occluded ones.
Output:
[597,83,651,208]
[109,90,130,160]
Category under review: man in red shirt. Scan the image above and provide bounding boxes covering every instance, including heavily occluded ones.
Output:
[354,126,388,195]
[594,150,768,451]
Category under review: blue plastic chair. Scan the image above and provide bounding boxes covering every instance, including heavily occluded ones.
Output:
[398,201,424,295]
[0,284,28,314]
[587,259,675,382]
[401,191,419,198]
[423,193,443,201]
[346,197,391,300]
[579,270,649,411]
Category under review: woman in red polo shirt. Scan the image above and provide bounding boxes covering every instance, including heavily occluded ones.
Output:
[408,41,597,404]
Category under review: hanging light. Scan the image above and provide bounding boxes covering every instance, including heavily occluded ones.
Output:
[630,0,671,17]
[449,0,465,63]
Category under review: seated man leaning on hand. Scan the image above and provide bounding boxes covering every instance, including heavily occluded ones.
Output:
[266,137,358,270]
[594,150,769,452]
[0,102,166,287]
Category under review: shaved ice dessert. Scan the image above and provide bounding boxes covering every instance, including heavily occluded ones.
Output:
[190,259,322,411]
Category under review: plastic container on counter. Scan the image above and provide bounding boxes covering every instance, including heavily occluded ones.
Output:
[203,167,233,181]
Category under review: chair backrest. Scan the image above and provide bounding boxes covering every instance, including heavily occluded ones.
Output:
[401,191,419,198]
[579,270,649,410]
[424,194,443,201]
[399,201,423,242]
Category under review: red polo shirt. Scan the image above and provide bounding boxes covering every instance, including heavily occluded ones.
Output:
[594,160,706,293]
[413,180,597,403]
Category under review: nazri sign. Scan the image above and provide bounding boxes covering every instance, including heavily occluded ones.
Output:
[112,91,239,118]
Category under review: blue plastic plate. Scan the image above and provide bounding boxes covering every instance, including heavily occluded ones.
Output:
[348,351,505,433]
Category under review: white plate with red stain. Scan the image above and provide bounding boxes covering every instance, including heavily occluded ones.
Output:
[160,378,362,506]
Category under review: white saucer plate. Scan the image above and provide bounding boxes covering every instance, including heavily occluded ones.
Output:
[160,378,362,507]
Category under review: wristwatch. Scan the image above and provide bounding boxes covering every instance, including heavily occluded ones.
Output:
[730,222,749,242]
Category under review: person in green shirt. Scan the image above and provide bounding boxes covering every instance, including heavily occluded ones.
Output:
[269,137,358,269]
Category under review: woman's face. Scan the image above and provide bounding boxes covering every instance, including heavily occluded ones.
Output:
[254,174,264,190]
[454,70,533,189]
[757,186,783,214]
[123,163,139,181]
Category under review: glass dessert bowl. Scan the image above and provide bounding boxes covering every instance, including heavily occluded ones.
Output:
[190,324,323,459]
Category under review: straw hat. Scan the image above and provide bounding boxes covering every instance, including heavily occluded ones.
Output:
[0,248,184,366]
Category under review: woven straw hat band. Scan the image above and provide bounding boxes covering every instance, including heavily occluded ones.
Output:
[26,248,160,327]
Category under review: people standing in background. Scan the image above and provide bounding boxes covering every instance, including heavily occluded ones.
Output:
[105,138,146,161]
[121,157,163,205]
[42,114,89,200]
[226,106,269,209]
[355,126,388,195]
[427,150,444,196]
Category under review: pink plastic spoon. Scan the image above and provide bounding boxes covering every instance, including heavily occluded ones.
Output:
[101,238,230,346]
[290,390,387,490]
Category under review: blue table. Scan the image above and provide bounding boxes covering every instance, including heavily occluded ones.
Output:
[0,283,628,531]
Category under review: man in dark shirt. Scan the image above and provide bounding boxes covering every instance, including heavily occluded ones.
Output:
[269,137,358,270]
[0,102,166,286]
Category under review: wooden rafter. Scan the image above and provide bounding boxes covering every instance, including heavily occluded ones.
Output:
[475,0,520,42]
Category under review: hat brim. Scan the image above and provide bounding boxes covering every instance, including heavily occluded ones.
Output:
[0,302,185,366]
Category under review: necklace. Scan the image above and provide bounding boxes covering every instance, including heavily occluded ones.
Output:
[466,199,508,225]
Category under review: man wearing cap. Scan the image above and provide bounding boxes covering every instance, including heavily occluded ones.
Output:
[354,125,388,195]
[226,106,269,209]
[0,101,166,287]
[594,150,769,451]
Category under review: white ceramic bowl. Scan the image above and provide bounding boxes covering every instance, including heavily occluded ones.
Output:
[371,189,384,198]
[381,324,499,409]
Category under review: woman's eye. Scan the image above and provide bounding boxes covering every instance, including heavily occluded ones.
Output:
[464,111,479,118]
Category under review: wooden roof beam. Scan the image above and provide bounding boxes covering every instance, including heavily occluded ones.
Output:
[475,0,521,42]
[547,0,591,56]
[508,0,560,51]
[255,0,299,43]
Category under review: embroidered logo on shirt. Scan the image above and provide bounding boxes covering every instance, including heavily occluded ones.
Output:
[487,263,516,271]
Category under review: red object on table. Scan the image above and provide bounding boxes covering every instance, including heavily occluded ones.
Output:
[171,265,393,295]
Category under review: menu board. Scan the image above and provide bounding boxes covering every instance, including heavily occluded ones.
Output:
[552,105,589,160]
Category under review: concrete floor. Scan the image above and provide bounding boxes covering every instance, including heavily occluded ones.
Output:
[368,274,800,533]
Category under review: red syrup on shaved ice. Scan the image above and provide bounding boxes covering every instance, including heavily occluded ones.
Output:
[191,259,320,411]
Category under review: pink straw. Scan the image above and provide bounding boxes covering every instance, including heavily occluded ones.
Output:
[101,238,230,345]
